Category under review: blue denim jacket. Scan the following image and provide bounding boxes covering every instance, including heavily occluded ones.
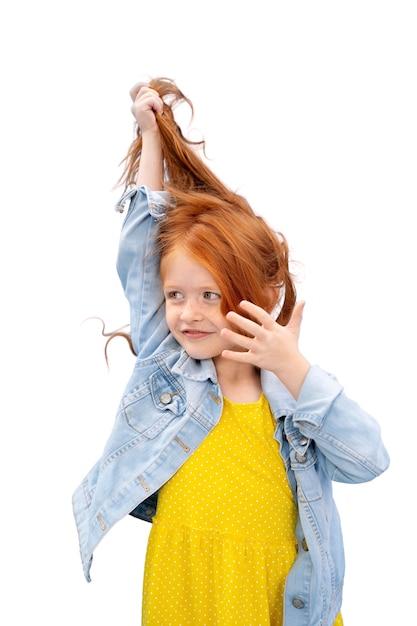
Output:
[73,186,389,626]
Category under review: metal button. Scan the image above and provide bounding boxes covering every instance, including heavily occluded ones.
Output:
[160,392,173,405]
[295,452,307,463]
[302,538,309,551]
[145,509,153,516]
[299,437,308,446]
[292,597,305,609]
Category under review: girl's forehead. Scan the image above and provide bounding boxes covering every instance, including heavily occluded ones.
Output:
[161,249,219,286]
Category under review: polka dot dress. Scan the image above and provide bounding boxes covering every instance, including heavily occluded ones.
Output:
[142,394,343,625]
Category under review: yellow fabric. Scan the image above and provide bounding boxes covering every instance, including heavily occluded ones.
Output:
[142,394,343,625]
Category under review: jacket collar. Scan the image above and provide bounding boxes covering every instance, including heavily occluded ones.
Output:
[172,349,218,383]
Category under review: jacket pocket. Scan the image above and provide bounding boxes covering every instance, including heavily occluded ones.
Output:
[121,371,185,438]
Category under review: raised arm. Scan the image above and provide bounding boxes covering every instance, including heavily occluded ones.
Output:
[129,83,164,190]
[115,84,171,358]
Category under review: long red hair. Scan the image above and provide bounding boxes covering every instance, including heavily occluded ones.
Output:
[99,78,296,359]
[119,77,296,326]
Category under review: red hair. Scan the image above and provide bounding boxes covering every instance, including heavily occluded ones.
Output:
[157,191,296,324]
[119,77,296,326]
[101,78,296,359]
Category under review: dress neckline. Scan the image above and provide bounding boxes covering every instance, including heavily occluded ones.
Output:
[222,392,265,408]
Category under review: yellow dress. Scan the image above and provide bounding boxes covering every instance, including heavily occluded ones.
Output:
[142,394,343,625]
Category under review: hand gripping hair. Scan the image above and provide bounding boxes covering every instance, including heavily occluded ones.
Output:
[118,78,296,346]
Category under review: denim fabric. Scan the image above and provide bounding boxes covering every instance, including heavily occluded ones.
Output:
[73,187,389,626]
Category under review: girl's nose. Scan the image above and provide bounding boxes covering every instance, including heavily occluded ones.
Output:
[180,300,204,322]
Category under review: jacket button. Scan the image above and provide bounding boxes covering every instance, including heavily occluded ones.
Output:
[292,597,305,609]
[302,537,309,551]
[160,392,172,405]
[295,452,307,463]
[299,436,308,446]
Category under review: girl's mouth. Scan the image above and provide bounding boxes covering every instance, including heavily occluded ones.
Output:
[182,329,212,340]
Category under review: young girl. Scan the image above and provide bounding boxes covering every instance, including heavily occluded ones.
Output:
[73,79,389,626]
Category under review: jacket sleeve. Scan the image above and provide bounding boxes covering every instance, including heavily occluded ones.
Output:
[290,365,390,483]
[115,186,170,358]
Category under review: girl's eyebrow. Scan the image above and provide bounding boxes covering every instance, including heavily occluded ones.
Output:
[163,283,220,291]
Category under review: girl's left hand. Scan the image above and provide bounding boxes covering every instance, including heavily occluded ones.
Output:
[221,300,311,398]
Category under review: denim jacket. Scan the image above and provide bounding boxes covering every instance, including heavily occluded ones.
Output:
[73,186,389,626]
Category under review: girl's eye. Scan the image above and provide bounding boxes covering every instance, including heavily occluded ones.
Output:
[203,292,220,301]
[166,291,183,300]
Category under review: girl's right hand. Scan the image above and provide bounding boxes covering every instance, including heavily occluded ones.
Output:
[129,83,164,134]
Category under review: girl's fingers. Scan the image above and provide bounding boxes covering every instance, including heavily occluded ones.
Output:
[130,83,163,109]
[240,300,277,326]
[225,312,259,336]
[220,327,255,350]
[221,348,254,363]
[129,82,147,102]
[226,302,275,335]
[131,90,164,116]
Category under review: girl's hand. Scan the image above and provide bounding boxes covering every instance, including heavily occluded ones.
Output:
[129,83,164,134]
[221,300,311,399]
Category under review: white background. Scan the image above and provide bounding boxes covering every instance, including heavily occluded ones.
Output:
[1,1,415,624]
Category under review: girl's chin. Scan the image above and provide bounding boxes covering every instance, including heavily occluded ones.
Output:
[177,341,222,361]
[183,348,221,360]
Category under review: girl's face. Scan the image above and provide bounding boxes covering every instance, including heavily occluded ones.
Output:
[161,249,238,361]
